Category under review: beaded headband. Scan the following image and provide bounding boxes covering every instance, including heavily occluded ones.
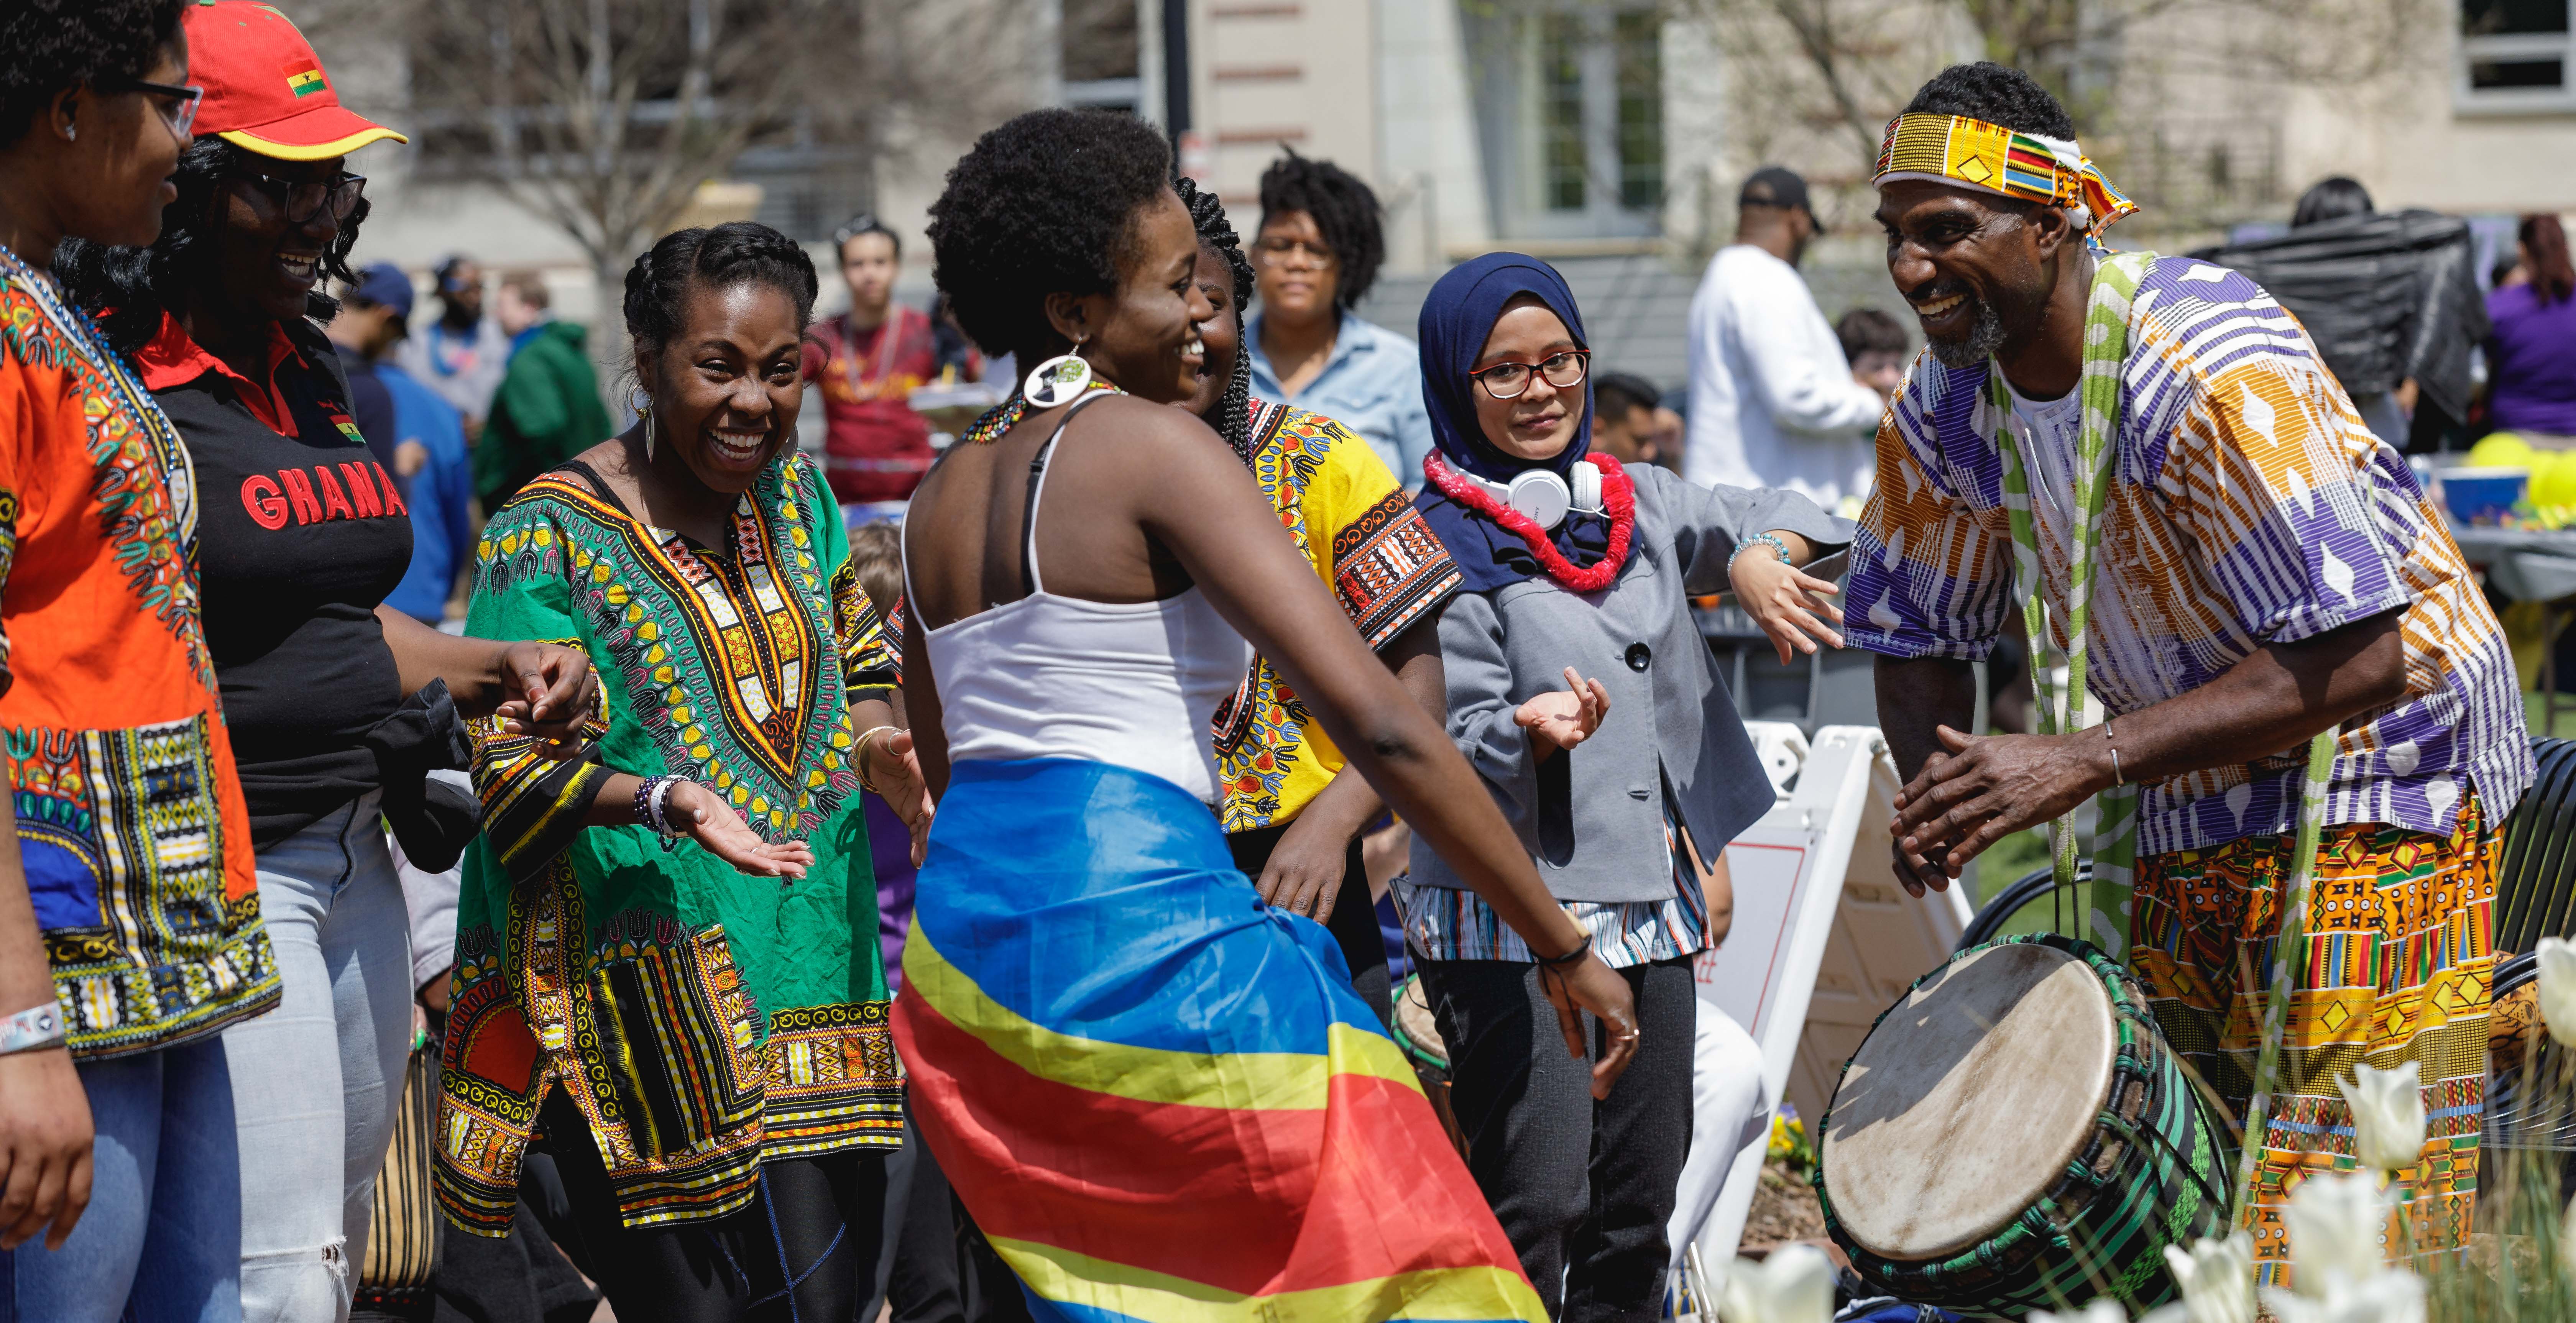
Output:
[1873,112,2137,235]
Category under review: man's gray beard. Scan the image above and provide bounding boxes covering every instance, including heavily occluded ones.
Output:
[1926,299,2008,368]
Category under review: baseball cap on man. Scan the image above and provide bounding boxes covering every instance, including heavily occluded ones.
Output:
[1739,167,1814,216]
[348,263,415,321]
[184,2,406,161]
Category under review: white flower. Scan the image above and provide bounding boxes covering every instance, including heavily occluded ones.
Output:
[2141,1232,2255,1323]
[2029,1303,2130,1323]
[2337,1060,2425,1174]
[2282,1169,2391,1297]
[2539,936,2576,1049]
[1717,1244,1833,1323]
[2258,1268,2426,1323]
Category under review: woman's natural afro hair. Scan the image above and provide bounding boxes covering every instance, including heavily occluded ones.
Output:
[54,137,372,354]
[1902,62,2076,141]
[927,108,1174,360]
[0,0,183,148]
[1257,149,1385,309]
[622,222,820,366]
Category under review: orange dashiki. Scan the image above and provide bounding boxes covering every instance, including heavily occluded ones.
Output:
[0,248,270,1057]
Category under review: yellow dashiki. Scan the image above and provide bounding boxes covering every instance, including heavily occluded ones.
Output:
[1215,401,1460,832]
[435,454,903,1234]
[2132,798,2494,1286]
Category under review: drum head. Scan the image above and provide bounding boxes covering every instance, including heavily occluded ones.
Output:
[1820,941,2116,1261]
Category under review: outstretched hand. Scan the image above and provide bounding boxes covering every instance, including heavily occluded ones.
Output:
[665,780,816,880]
[1516,667,1611,760]
[861,729,936,867]
[1730,544,1845,665]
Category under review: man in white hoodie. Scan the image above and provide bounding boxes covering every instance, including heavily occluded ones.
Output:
[1684,167,1889,509]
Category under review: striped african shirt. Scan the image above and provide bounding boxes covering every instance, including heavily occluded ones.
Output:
[1847,253,2530,856]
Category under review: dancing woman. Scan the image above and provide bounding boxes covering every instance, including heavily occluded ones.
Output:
[434,223,932,1321]
[892,108,1638,1323]
[1170,175,1460,1024]
[1397,254,1850,1320]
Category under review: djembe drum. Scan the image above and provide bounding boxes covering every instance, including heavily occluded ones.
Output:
[1812,934,2230,1318]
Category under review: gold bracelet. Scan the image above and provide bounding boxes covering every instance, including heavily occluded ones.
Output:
[853,725,898,792]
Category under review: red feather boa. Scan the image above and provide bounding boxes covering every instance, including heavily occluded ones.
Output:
[1422,452,1637,593]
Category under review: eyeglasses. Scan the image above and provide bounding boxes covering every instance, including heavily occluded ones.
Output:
[95,76,203,137]
[234,167,367,225]
[1253,236,1336,269]
[1470,349,1590,399]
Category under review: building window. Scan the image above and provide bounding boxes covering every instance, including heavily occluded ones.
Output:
[1541,13,1590,212]
[1614,11,1662,211]
[2461,0,2574,110]
[1469,2,1665,240]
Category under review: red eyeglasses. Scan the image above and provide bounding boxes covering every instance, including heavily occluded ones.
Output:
[1470,349,1590,400]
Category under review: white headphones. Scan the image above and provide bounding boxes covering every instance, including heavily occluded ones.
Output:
[1458,463,1604,530]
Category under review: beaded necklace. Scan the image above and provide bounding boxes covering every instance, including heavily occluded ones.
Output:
[958,379,1125,446]
[1422,451,1637,593]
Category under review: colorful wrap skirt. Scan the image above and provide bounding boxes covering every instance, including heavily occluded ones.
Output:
[2129,795,2496,1287]
[892,758,1546,1323]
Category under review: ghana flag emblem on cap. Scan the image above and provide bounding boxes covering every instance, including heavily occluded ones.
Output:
[284,56,327,99]
[182,1,406,162]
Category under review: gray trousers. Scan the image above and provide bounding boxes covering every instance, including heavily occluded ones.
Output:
[1419,956,1696,1323]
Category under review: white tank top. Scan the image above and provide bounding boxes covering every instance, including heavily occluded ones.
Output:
[907,397,1250,804]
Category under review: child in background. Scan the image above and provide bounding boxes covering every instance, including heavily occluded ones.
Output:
[1836,306,1911,397]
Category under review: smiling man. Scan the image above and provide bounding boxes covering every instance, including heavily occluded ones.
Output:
[1846,63,2528,1282]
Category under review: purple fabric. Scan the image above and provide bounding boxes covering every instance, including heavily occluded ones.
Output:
[2487,284,2576,437]
[866,794,917,991]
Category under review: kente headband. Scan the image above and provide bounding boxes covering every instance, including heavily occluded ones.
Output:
[1873,112,2137,235]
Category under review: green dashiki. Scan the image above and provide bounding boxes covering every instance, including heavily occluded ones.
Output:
[434,454,902,1235]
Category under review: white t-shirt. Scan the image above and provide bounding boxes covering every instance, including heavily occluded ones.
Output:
[1682,245,1888,508]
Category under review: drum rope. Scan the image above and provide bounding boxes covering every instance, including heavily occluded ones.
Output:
[1987,252,2333,1218]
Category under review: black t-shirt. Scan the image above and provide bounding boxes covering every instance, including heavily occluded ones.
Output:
[334,340,404,488]
[150,317,415,847]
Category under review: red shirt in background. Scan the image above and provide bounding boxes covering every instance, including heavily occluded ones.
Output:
[804,305,936,505]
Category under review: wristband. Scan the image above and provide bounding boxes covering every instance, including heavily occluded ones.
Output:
[649,777,683,837]
[1728,531,1791,570]
[1534,937,1593,970]
[0,1001,64,1055]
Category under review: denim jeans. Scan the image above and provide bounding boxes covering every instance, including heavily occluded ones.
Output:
[1,1034,244,1323]
[221,793,413,1323]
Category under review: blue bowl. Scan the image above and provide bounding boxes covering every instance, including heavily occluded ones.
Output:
[2438,467,2528,525]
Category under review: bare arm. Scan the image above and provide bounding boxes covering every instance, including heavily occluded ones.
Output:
[1892,609,2408,882]
[1875,654,1978,897]
[1250,616,1444,919]
[1132,417,1636,1092]
[0,795,93,1251]
[375,606,595,734]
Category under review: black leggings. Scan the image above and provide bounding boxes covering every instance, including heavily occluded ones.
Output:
[1227,821,1392,1026]
[538,1093,886,1323]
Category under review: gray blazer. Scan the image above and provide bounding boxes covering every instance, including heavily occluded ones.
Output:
[1409,465,1851,904]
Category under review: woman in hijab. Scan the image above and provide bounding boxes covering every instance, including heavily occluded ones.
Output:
[1396,253,1850,1319]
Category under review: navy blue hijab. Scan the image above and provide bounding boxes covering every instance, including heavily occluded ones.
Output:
[1410,253,1628,593]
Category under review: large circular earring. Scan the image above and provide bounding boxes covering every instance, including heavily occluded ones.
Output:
[1023,336,1094,407]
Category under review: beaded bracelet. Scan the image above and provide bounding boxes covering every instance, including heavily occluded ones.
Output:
[1728,531,1791,570]
[632,775,683,839]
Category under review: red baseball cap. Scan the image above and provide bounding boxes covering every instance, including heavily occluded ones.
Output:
[184,2,406,161]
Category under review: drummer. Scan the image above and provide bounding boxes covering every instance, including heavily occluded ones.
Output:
[1852,63,2529,1282]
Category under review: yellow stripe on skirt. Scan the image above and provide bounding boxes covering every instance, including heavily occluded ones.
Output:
[2129,796,2494,1289]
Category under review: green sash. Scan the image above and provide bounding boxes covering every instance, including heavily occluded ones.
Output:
[1985,252,2333,1205]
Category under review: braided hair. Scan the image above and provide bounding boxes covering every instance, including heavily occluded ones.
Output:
[1256,149,1385,309]
[1175,175,1256,466]
[55,137,372,353]
[623,221,820,364]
